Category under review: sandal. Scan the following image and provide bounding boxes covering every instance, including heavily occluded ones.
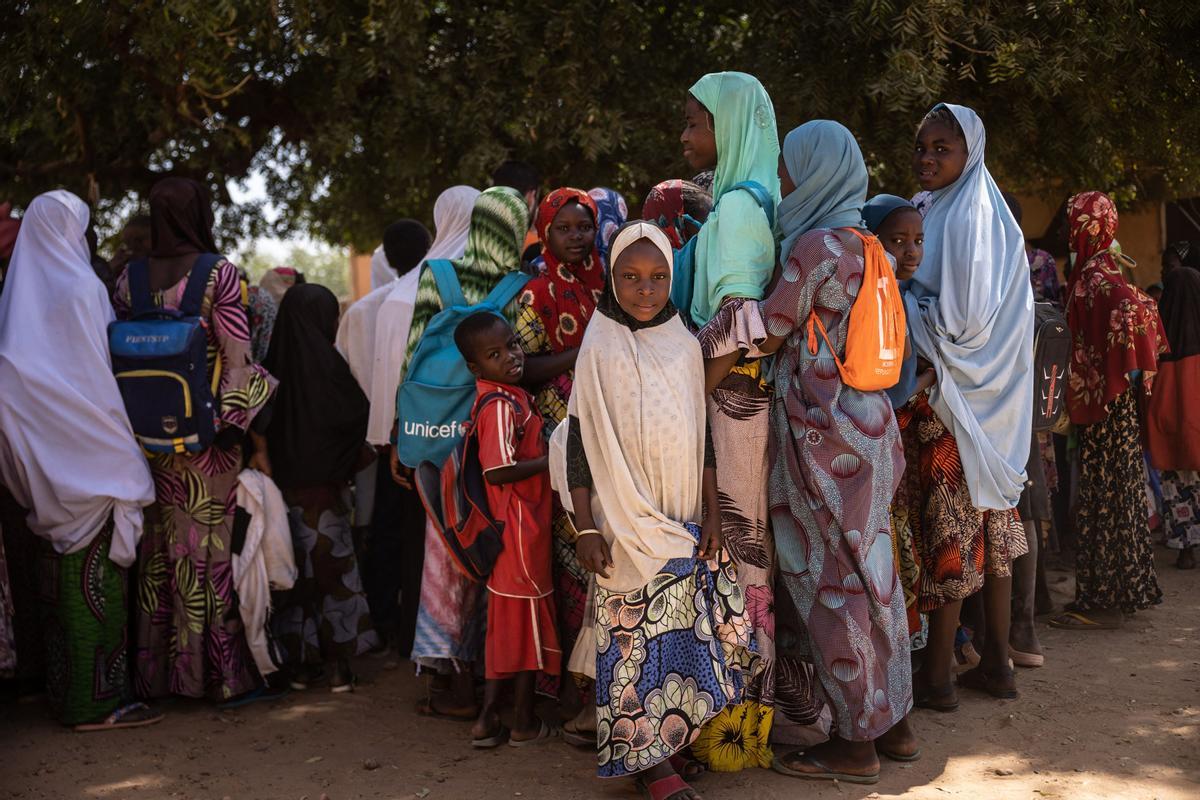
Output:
[1009,646,1045,668]
[669,753,707,780]
[217,684,289,710]
[1048,610,1121,630]
[471,724,510,749]
[876,745,921,763]
[958,666,1018,700]
[771,751,879,785]
[914,682,959,712]
[637,774,696,800]
[508,719,559,747]
[74,702,165,732]
[414,696,479,721]
[562,718,596,748]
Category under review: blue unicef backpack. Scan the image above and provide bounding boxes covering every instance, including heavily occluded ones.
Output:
[108,254,221,454]
[672,180,776,327]
[395,259,530,468]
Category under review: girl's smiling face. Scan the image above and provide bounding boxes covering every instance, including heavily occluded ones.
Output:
[613,240,672,322]
[913,119,968,191]
[681,95,717,172]
[876,207,924,281]
[546,201,595,264]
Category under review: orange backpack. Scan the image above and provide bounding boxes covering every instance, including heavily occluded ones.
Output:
[805,227,907,392]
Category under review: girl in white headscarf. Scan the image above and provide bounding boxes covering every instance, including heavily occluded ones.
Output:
[554,221,751,799]
[0,190,160,730]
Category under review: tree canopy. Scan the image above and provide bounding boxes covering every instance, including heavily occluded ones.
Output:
[3,1,1199,248]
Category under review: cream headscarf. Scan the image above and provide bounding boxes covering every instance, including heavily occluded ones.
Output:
[554,222,707,592]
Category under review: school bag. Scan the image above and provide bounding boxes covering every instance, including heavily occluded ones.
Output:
[804,228,907,392]
[108,254,222,454]
[672,180,777,325]
[395,259,530,467]
[1031,301,1071,432]
[414,391,526,582]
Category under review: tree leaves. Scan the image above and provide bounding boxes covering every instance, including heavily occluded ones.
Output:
[2,0,1199,248]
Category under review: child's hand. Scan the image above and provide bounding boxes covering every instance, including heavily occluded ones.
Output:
[698,514,722,561]
[576,533,612,579]
[389,446,413,489]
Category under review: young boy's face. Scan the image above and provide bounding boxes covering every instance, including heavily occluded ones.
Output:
[681,95,718,173]
[913,119,968,192]
[546,201,596,265]
[465,318,526,384]
[876,207,924,281]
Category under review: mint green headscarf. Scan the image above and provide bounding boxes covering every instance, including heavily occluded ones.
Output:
[688,71,781,326]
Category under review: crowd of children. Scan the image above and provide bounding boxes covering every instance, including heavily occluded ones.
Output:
[0,71,1192,800]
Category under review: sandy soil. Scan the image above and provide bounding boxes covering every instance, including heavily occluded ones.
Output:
[3,546,1198,800]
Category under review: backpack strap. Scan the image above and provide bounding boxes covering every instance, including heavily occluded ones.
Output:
[427,259,467,308]
[483,272,532,312]
[127,258,154,318]
[473,391,527,441]
[724,180,777,229]
[179,254,222,317]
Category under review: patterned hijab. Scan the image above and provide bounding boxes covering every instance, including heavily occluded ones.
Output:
[518,188,603,352]
[1064,191,1167,425]
[588,187,629,270]
[642,180,712,250]
[404,186,529,367]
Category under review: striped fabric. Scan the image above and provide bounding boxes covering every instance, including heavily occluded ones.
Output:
[403,187,530,370]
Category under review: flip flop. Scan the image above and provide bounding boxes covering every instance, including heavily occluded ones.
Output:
[771,752,879,785]
[876,745,922,763]
[1048,610,1120,630]
[669,753,707,780]
[471,725,510,749]
[561,719,595,748]
[216,685,289,710]
[74,702,165,732]
[914,682,959,713]
[958,666,1018,700]
[508,719,559,747]
[638,773,696,800]
[414,696,479,722]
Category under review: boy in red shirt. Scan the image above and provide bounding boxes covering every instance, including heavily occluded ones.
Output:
[453,311,561,747]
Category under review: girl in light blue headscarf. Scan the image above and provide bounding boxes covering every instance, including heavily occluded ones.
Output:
[682,73,812,756]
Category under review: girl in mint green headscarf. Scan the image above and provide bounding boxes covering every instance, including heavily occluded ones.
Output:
[684,71,781,327]
[684,73,826,762]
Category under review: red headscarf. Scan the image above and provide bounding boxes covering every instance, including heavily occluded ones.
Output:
[1064,191,1167,425]
[642,180,688,249]
[517,188,603,352]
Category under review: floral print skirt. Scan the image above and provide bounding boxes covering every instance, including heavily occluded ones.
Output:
[594,524,750,778]
[1075,388,1163,612]
[1161,469,1200,550]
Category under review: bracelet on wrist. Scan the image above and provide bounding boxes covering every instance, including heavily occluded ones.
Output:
[575,528,601,539]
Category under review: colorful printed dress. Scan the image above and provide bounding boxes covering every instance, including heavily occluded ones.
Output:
[762,228,913,742]
[114,260,276,700]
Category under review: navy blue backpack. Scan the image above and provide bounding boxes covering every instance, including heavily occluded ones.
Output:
[109,254,221,454]
[672,180,776,326]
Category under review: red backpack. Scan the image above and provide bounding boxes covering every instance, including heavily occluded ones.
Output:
[414,392,524,583]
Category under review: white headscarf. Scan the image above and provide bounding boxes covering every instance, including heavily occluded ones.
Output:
[340,185,479,444]
[424,185,480,262]
[904,104,1034,510]
[555,222,706,592]
[0,191,154,566]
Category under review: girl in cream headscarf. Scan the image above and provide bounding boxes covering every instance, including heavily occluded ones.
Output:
[554,221,751,800]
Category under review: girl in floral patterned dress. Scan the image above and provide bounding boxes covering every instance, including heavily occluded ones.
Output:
[114,178,277,703]
[1051,192,1166,628]
[556,222,750,800]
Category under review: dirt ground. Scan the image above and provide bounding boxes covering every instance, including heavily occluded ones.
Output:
[3,545,1198,800]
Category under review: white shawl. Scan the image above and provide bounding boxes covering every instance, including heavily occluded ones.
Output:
[904,104,1033,510]
[566,223,706,592]
[234,469,297,677]
[0,191,154,566]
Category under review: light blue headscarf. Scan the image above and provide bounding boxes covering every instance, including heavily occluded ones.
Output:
[688,72,781,326]
[904,103,1034,510]
[777,121,867,264]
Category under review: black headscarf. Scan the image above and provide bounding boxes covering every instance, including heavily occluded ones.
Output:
[148,177,218,257]
[383,219,433,277]
[1160,266,1200,362]
[595,221,680,332]
[263,284,369,489]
